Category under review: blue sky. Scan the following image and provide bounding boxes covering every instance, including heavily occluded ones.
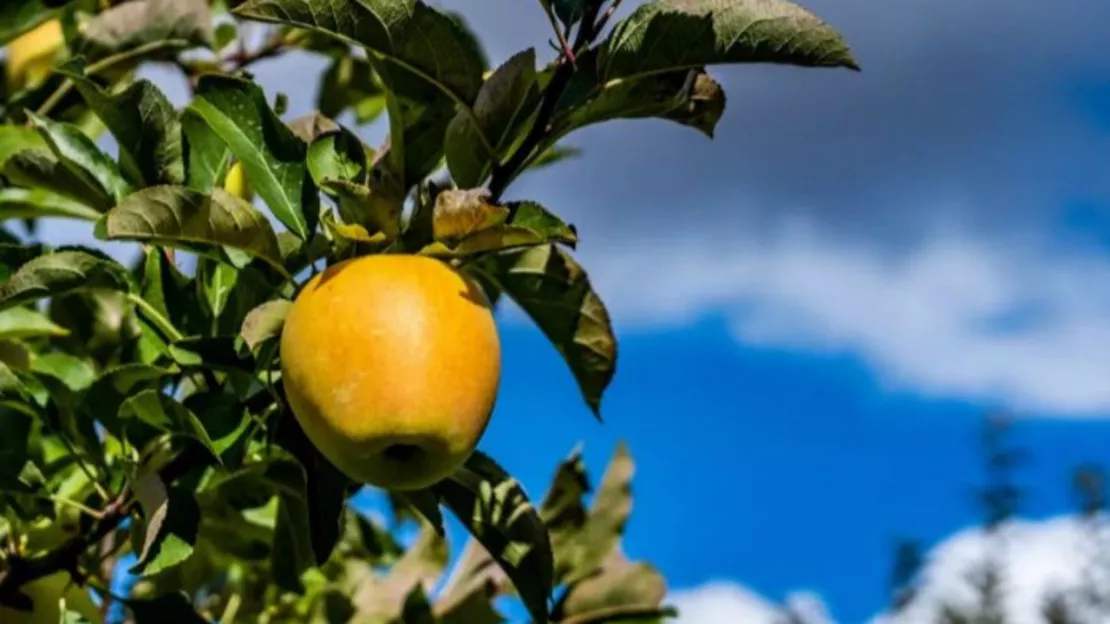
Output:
[36,0,1110,621]
[483,321,1110,622]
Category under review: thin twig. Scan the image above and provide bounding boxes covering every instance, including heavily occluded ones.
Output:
[126,293,183,343]
[593,0,626,38]
[48,426,109,502]
[0,445,203,596]
[538,0,577,66]
[220,591,243,624]
[35,494,103,519]
[0,492,129,597]
[221,32,289,73]
[36,39,188,117]
[489,3,603,199]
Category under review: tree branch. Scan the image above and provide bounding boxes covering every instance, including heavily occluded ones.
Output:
[221,32,289,73]
[488,3,603,200]
[0,493,129,604]
[0,444,205,602]
[593,0,625,38]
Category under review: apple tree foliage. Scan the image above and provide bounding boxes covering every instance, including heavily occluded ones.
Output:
[0,0,857,621]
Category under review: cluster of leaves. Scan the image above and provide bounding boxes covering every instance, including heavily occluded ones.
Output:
[0,0,856,622]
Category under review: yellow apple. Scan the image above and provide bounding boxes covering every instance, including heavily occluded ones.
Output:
[5,20,64,91]
[223,161,254,203]
[280,254,501,490]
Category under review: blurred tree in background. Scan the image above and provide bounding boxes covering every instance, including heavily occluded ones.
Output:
[888,416,1110,624]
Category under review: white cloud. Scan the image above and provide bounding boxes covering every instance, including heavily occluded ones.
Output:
[562,219,1110,417]
[871,516,1110,624]
[669,581,832,624]
[671,516,1110,624]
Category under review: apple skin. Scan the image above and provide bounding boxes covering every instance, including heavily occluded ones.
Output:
[280,254,502,491]
[223,161,254,203]
[6,20,64,91]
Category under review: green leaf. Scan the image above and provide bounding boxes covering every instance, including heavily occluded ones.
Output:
[307,126,368,188]
[182,392,251,461]
[213,22,238,51]
[539,447,590,582]
[0,244,44,282]
[130,471,201,576]
[0,2,54,46]
[272,402,351,568]
[446,48,539,187]
[169,336,252,373]
[528,144,582,172]
[0,249,134,311]
[270,469,315,591]
[586,443,634,540]
[239,299,292,355]
[479,245,615,415]
[505,202,578,244]
[2,148,110,210]
[188,74,318,240]
[0,125,46,170]
[206,264,275,337]
[95,185,286,274]
[351,521,448,621]
[563,443,635,584]
[85,363,179,437]
[395,584,438,624]
[73,0,213,62]
[662,72,728,136]
[277,231,331,277]
[233,0,486,108]
[0,339,31,370]
[555,0,588,26]
[137,248,206,350]
[336,508,404,564]
[60,607,95,624]
[64,73,186,186]
[0,306,68,339]
[181,110,232,192]
[26,111,133,209]
[195,259,239,321]
[600,0,859,80]
[317,55,388,124]
[48,289,144,365]
[433,451,554,624]
[233,0,487,188]
[556,556,674,623]
[119,389,220,460]
[0,398,33,489]
[434,523,512,624]
[394,489,445,536]
[322,179,402,244]
[0,187,101,222]
[552,51,726,141]
[126,591,211,623]
[537,0,587,30]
